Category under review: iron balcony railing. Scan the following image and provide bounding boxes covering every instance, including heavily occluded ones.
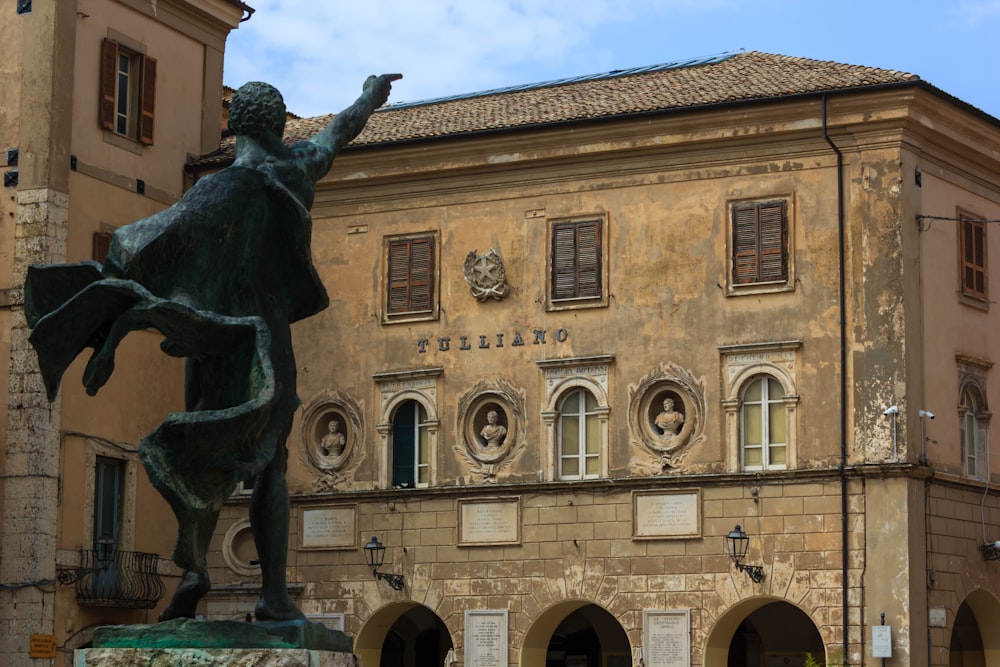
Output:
[60,544,165,609]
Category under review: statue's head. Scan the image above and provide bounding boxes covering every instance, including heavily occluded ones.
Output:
[229,81,287,139]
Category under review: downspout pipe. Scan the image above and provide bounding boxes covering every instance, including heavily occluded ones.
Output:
[821,95,850,665]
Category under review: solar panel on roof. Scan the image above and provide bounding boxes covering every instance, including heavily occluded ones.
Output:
[382,51,738,111]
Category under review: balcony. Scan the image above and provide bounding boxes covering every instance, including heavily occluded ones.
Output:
[59,544,166,609]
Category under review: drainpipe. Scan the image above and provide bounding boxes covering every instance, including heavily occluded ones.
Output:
[821,95,850,665]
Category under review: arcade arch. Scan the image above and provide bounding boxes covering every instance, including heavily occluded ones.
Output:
[356,602,453,667]
[705,598,824,666]
[521,600,630,667]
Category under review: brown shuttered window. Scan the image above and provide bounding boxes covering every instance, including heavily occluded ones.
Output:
[732,200,788,285]
[93,231,112,264]
[960,214,987,300]
[387,236,435,314]
[99,38,155,145]
[138,55,157,145]
[551,219,602,300]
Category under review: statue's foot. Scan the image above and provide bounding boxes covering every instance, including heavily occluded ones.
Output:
[254,595,306,622]
[158,570,210,621]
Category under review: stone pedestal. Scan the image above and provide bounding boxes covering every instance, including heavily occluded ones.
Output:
[74,617,358,666]
[74,648,357,666]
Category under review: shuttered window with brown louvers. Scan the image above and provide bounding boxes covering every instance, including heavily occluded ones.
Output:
[732,200,787,285]
[961,215,987,301]
[99,38,156,145]
[551,219,602,300]
[387,237,435,314]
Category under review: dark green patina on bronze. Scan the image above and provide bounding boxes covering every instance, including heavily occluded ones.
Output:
[93,618,351,651]
[24,74,400,626]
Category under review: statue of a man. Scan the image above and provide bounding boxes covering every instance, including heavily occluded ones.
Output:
[480,410,507,447]
[24,73,400,622]
[655,397,684,437]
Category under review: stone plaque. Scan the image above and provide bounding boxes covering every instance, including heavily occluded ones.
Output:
[465,610,508,667]
[300,506,357,549]
[633,491,700,539]
[643,609,690,667]
[459,498,520,546]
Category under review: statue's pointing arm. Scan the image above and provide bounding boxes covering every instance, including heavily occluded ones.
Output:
[311,73,402,155]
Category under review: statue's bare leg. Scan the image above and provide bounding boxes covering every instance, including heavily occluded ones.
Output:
[250,435,305,622]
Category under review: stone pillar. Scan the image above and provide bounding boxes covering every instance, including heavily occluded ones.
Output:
[0,0,76,662]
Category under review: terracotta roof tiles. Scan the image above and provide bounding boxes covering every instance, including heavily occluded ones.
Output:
[194,51,920,167]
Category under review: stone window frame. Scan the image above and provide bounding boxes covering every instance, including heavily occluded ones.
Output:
[382,231,440,324]
[81,435,139,553]
[957,354,992,480]
[537,355,613,481]
[373,368,442,489]
[720,341,801,473]
[546,213,610,312]
[726,192,796,296]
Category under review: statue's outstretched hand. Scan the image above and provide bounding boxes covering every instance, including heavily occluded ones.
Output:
[365,73,403,108]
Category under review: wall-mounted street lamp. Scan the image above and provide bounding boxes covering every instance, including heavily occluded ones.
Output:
[980,541,1000,561]
[363,536,405,590]
[725,525,765,583]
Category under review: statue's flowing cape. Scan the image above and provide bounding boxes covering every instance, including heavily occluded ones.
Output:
[24,165,328,572]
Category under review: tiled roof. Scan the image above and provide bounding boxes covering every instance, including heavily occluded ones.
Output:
[192,51,920,167]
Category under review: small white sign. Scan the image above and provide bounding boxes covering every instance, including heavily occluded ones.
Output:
[929,608,947,628]
[872,625,892,658]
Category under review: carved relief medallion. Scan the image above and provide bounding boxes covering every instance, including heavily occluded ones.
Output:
[455,379,526,483]
[300,390,364,492]
[628,363,706,473]
[463,248,510,301]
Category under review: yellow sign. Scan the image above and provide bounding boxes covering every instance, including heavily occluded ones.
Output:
[29,634,57,659]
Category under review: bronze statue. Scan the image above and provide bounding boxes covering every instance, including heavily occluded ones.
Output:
[24,73,400,622]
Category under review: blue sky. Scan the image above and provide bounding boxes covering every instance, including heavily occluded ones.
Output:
[223,0,1000,120]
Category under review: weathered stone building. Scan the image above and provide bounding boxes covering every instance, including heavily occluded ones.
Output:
[0,0,246,663]
[189,52,1000,666]
[4,12,1000,664]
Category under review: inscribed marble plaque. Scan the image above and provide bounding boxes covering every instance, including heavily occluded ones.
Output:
[301,506,356,549]
[643,609,690,667]
[465,610,508,667]
[459,499,520,545]
[633,491,700,539]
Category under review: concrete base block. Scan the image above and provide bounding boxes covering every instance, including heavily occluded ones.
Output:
[74,647,359,667]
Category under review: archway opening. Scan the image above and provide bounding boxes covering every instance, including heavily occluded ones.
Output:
[706,598,824,666]
[521,601,630,667]
[356,602,453,667]
[950,589,1000,667]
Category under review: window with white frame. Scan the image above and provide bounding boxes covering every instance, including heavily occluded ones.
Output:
[391,399,431,488]
[558,387,601,480]
[100,37,156,145]
[537,355,613,482]
[740,375,787,471]
[961,385,988,479]
[374,368,441,490]
[720,341,800,473]
[957,355,992,480]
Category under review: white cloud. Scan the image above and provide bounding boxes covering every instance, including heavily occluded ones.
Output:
[225,0,684,116]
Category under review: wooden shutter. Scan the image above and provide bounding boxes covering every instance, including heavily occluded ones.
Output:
[138,54,156,145]
[387,237,434,314]
[732,201,787,285]
[93,231,112,263]
[552,219,602,300]
[961,216,987,299]
[99,39,118,131]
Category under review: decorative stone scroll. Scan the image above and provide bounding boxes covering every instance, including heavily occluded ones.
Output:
[628,363,706,473]
[455,379,526,483]
[299,390,364,492]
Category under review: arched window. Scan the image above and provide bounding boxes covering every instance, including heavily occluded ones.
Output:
[741,376,786,471]
[391,400,431,488]
[961,386,987,479]
[558,388,600,480]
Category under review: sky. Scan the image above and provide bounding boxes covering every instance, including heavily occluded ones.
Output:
[223,0,1000,120]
